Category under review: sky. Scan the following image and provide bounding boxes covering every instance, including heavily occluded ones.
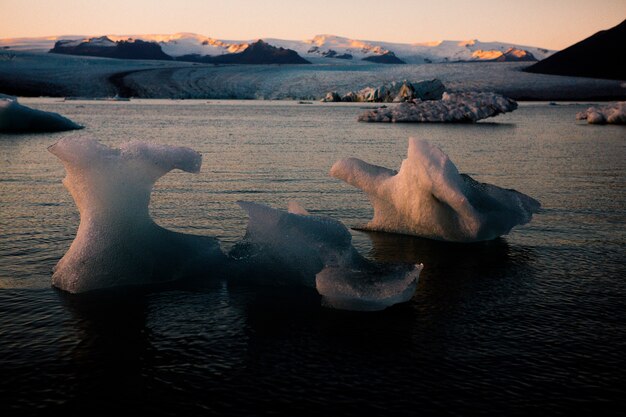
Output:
[1,0,624,50]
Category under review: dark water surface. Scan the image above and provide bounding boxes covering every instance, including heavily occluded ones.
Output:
[1,99,625,416]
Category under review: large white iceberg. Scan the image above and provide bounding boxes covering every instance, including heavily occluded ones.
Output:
[0,97,82,133]
[232,201,422,311]
[576,102,626,124]
[358,92,517,123]
[49,137,225,293]
[330,138,540,242]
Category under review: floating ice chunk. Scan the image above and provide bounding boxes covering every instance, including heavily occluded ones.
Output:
[233,201,422,311]
[232,201,354,286]
[316,261,422,312]
[0,98,82,133]
[330,138,540,242]
[358,92,517,123]
[49,137,224,293]
[576,102,626,124]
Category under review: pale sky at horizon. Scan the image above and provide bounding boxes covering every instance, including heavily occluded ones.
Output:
[1,0,624,50]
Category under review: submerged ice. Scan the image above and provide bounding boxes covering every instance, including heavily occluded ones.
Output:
[49,137,224,293]
[330,138,540,242]
[358,92,517,123]
[233,201,422,311]
[0,97,82,133]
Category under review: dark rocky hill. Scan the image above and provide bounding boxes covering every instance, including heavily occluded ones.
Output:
[50,37,172,61]
[362,52,406,64]
[525,19,626,80]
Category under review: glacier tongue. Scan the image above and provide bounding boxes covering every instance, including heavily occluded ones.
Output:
[330,137,540,242]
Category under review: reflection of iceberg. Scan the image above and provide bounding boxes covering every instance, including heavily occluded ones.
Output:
[0,97,82,133]
[358,92,517,123]
[576,102,625,124]
[232,201,422,311]
[330,138,540,242]
[49,137,225,293]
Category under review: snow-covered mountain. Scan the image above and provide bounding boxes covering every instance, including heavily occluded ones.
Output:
[269,35,552,63]
[0,33,554,64]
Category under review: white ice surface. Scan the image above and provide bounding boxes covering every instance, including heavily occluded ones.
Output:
[330,138,540,242]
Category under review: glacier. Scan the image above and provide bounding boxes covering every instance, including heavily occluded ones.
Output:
[1,51,623,101]
[48,137,225,293]
[576,102,626,124]
[231,201,422,311]
[357,92,517,123]
[330,138,540,242]
[0,96,82,133]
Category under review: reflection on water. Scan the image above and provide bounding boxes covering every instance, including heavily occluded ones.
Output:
[56,289,152,412]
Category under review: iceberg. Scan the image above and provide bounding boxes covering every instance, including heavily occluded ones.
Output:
[322,79,445,103]
[0,97,82,133]
[49,137,225,293]
[232,201,422,311]
[576,102,626,124]
[357,92,517,123]
[330,138,540,242]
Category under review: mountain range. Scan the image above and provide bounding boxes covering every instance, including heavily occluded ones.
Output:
[1,33,553,65]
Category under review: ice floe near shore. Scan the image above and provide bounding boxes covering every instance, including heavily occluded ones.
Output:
[49,137,225,293]
[576,102,626,124]
[0,97,82,133]
[358,92,517,123]
[330,138,540,242]
[233,201,422,311]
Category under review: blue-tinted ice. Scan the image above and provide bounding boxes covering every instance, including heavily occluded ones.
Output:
[1,97,82,132]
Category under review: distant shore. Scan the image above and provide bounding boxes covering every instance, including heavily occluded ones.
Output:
[1,51,624,101]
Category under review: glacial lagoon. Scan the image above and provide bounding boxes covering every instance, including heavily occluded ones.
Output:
[1,99,624,415]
